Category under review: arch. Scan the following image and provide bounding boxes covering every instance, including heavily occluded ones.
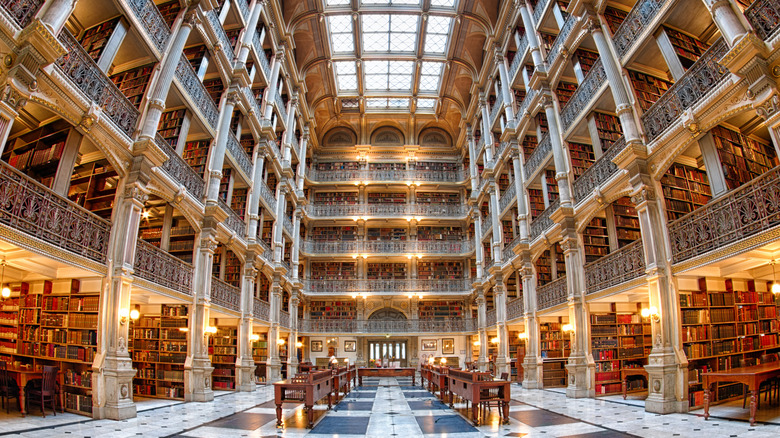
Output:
[418,127,452,148]
[322,126,358,147]
[367,307,408,320]
[370,125,405,146]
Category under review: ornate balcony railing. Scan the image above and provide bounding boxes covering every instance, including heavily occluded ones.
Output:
[56,31,139,138]
[301,239,474,255]
[487,142,509,169]
[529,198,559,241]
[523,133,551,180]
[290,133,299,157]
[509,36,528,81]
[585,240,645,294]
[485,308,496,327]
[669,166,780,264]
[176,55,219,129]
[476,136,485,154]
[483,256,493,270]
[507,298,524,320]
[205,10,235,62]
[533,0,548,24]
[642,39,730,143]
[502,234,522,260]
[517,88,537,121]
[303,279,472,295]
[305,203,468,218]
[612,0,666,59]
[499,182,517,213]
[560,59,606,133]
[156,134,205,199]
[268,139,282,160]
[546,15,576,66]
[211,277,241,312]
[253,32,272,79]
[572,137,624,205]
[481,213,492,236]
[226,134,253,178]
[134,239,193,295]
[253,298,270,320]
[298,318,477,334]
[258,178,277,212]
[280,310,290,328]
[126,0,170,52]
[235,0,250,20]
[307,168,468,183]
[746,0,780,40]
[538,276,567,310]
[0,161,110,264]
[258,239,273,264]
[489,93,504,126]
[275,92,288,123]
[242,87,262,120]
[282,215,293,236]
[0,0,43,28]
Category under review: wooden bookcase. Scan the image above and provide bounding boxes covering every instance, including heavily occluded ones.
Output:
[540,320,570,387]
[231,187,248,219]
[711,125,778,190]
[682,278,780,408]
[628,70,673,112]
[224,250,241,287]
[569,142,595,180]
[184,45,208,72]
[660,162,712,221]
[603,6,628,34]
[509,331,526,382]
[502,220,514,244]
[574,49,598,76]
[218,168,231,202]
[590,305,651,396]
[316,161,360,171]
[528,188,545,218]
[593,112,623,150]
[546,169,559,202]
[311,226,357,241]
[613,197,641,247]
[539,32,555,54]
[309,301,357,319]
[182,140,211,176]
[522,136,537,160]
[513,89,526,107]
[583,217,609,263]
[536,112,549,135]
[3,120,76,189]
[556,81,577,107]
[310,262,356,280]
[203,78,224,105]
[158,109,187,148]
[367,263,407,280]
[68,159,119,219]
[109,64,154,109]
[416,192,460,204]
[252,332,267,383]
[313,191,358,204]
[418,301,463,319]
[79,17,120,61]
[157,1,181,29]
[417,226,462,241]
[130,304,188,400]
[369,162,406,171]
[536,250,552,286]
[367,228,406,241]
[417,261,463,280]
[664,26,709,68]
[209,326,237,390]
[368,192,406,204]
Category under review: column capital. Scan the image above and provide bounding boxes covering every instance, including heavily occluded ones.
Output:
[583,13,601,34]
[183,10,200,27]
[631,185,656,206]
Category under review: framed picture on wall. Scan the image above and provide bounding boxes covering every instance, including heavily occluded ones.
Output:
[344,340,356,352]
[422,339,437,351]
[311,340,323,352]
[442,338,454,354]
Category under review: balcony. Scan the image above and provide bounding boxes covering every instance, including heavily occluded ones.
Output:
[529,198,559,242]
[235,0,250,21]
[485,308,496,327]
[175,54,219,129]
[305,203,468,219]
[612,0,667,60]
[275,92,288,126]
[241,87,262,122]
[258,238,273,265]
[211,277,241,313]
[509,36,528,83]
[205,10,235,64]
[302,279,473,295]
[134,239,193,296]
[301,240,474,256]
[0,161,110,264]
[258,178,277,213]
[487,142,509,169]
[507,298,524,321]
[0,0,43,28]
[546,14,576,67]
[218,198,246,239]
[125,0,170,53]
[226,134,253,179]
[56,31,139,138]
[280,310,290,328]
[499,182,517,213]
[532,0,549,25]
[253,298,270,320]
[537,276,567,310]
[481,213,492,236]
[642,39,730,143]
[523,133,551,180]
[282,215,293,236]
[746,0,780,40]
[489,93,504,127]
[669,166,780,264]
[584,240,645,294]
[307,167,467,184]
[298,318,477,334]
[253,31,272,80]
[156,134,205,200]
[559,60,606,134]
[572,137,624,205]
[502,234,522,261]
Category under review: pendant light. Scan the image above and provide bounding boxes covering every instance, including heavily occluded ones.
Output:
[772,260,780,294]
[1,260,10,299]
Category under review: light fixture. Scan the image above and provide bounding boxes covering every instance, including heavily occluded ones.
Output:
[491,337,499,344]
[296,341,303,348]
[179,327,189,332]
[428,356,434,364]
[772,260,780,294]
[351,293,358,299]
[641,306,661,323]
[407,294,414,299]
[361,254,368,259]
[141,210,150,219]
[518,332,529,340]
[561,324,574,333]
[440,358,447,365]
[352,254,358,259]
[0,259,10,299]
[250,334,260,341]
[205,326,218,334]
[129,305,140,322]
[278,338,286,345]
[344,358,349,363]
[418,294,423,299]
[407,254,413,260]
[119,308,130,325]
[473,340,481,346]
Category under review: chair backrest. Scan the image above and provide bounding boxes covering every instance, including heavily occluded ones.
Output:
[0,361,8,388]
[740,357,757,368]
[760,353,779,363]
[41,366,58,394]
[500,372,509,381]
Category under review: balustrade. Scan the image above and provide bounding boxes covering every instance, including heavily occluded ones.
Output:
[560,60,606,133]
[218,198,246,239]
[585,240,645,293]
[258,178,277,212]
[523,133,551,180]
[612,0,665,59]
[303,279,472,294]
[669,166,780,264]
[746,0,780,40]
[157,134,205,199]
[0,0,42,28]
[546,15,576,66]
[642,39,730,143]
[281,259,291,273]
[175,55,220,129]
[572,137,624,204]
[257,239,273,264]
[502,234,522,261]
[275,92,288,124]
[301,239,474,255]
[297,318,476,334]
[226,134,253,178]
[481,213,492,236]
[126,0,170,52]
[529,198,558,241]
[211,277,241,312]
[485,308,496,327]
[134,239,193,295]
[282,215,293,236]
[280,310,290,328]
[253,31,272,79]
[0,161,110,264]
[242,87,262,121]
[305,203,467,218]
[489,93,504,126]
[56,31,139,138]
[533,0,548,24]
[205,10,235,62]
[516,88,537,123]
[509,36,528,81]
[234,0,250,20]
[537,276,567,310]
[507,298,524,321]
[254,298,270,320]
[307,167,467,183]
[499,182,516,213]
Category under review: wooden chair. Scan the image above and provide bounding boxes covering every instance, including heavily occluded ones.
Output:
[24,366,60,417]
[759,353,780,405]
[0,362,20,413]
[740,358,773,409]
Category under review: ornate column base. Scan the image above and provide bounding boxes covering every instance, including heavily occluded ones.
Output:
[92,354,136,420]
[287,356,299,377]
[236,358,257,392]
[477,359,489,372]
[644,349,688,414]
[185,357,215,402]
[495,356,510,377]
[565,355,595,398]
[522,356,543,389]
[267,358,283,383]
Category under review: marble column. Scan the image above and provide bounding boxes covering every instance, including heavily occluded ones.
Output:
[561,235,594,398]
[476,290,488,371]
[520,261,542,388]
[266,273,283,382]
[287,289,300,376]
[185,231,216,402]
[206,90,240,204]
[236,258,257,391]
[494,277,510,377]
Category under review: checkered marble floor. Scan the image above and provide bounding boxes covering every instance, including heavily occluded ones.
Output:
[2,377,780,437]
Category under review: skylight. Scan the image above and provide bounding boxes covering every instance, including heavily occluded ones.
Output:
[362,14,419,53]
[416,98,437,109]
[334,61,358,91]
[424,16,452,54]
[327,0,351,5]
[364,60,414,91]
[418,62,444,92]
[366,97,409,109]
[430,0,457,7]
[362,0,420,5]
[328,15,354,54]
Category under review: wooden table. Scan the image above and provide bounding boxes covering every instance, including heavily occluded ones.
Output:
[274,369,334,428]
[357,367,416,386]
[332,366,351,399]
[447,369,510,425]
[621,368,648,399]
[420,364,432,390]
[703,363,780,426]
[429,365,450,402]
[5,366,64,416]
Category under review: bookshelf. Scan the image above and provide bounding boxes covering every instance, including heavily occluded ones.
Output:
[554,243,565,279]
[416,192,460,205]
[366,228,406,241]
[313,191,358,204]
[3,120,75,189]
[68,159,119,219]
[590,305,651,396]
[682,278,780,408]
[660,162,712,221]
[546,169,559,202]
[417,261,463,280]
[131,304,188,399]
[157,1,181,29]
[418,301,463,319]
[711,125,778,190]
[367,192,406,204]
[540,320,570,387]
[79,17,120,61]
[509,331,526,382]
[310,262,356,280]
[252,332,267,383]
[109,64,154,109]
[218,168,231,202]
[184,45,208,72]
[212,245,222,278]
[528,188,545,218]
[539,32,555,53]
[417,226,462,241]
[256,274,270,301]
[513,89,526,107]
[522,136,537,160]
[556,81,577,107]
[536,112,549,135]
[502,220,514,244]
[628,70,673,112]
[498,172,510,192]
[182,140,211,176]
[574,49,598,76]
[416,161,459,172]
[309,301,357,319]
[536,250,552,286]
[157,109,187,148]
[593,112,623,150]
[203,78,224,105]
[612,197,641,248]
[231,187,247,219]
[583,217,609,263]
[664,26,710,69]
[569,142,595,180]
[369,162,406,171]
[316,161,360,171]
[311,226,357,241]
[224,250,241,288]
[603,6,628,34]
[367,263,407,280]
[209,326,237,390]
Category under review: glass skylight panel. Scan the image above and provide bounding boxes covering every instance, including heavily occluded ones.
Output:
[416,98,436,109]
[364,60,413,90]
[328,15,354,53]
[418,62,444,92]
[362,0,420,5]
[327,0,351,5]
[334,61,358,91]
[424,16,452,54]
[430,0,457,7]
[362,14,419,53]
[366,98,409,109]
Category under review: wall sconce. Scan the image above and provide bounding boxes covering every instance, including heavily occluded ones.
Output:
[205,326,218,335]
[351,293,358,299]
[518,332,529,340]
[119,305,140,325]
[179,327,189,332]
[641,306,660,323]
[0,259,10,299]
[561,324,574,333]
[361,254,368,259]
[352,254,358,259]
[428,356,434,364]
[278,338,286,346]
[473,340,481,346]
[250,334,260,341]
[772,260,780,294]
[440,358,447,365]
[296,341,303,348]
[490,337,499,344]
[407,294,414,299]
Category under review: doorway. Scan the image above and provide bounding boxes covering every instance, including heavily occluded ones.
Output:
[368,339,408,367]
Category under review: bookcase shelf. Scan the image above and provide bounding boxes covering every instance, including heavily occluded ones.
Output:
[79,17,120,61]
[309,301,357,319]
[157,1,181,29]
[367,228,406,241]
[130,304,188,400]
[313,191,358,204]
[316,162,360,171]
[664,26,709,69]
[417,261,463,280]
[417,226,462,241]
[546,169,559,202]
[509,331,526,382]
[660,162,712,221]
[68,159,119,219]
[628,70,673,112]
[583,217,609,263]
[368,192,406,204]
[209,326,237,390]
[311,226,357,241]
[224,250,241,288]
[528,188,545,219]
[556,81,577,107]
[310,262,356,280]
[593,112,623,150]
[367,263,407,280]
[182,140,211,177]
[110,64,154,109]
[540,320,570,387]
[418,300,463,319]
[536,112,549,135]
[184,45,208,72]
[712,125,778,190]
[569,142,595,180]
[416,192,460,205]
[203,78,224,105]
[522,136,537,160]
[603,6,628,34]
[231,187,247,220]
[158,109,187,148]
[3,120,75,189]
[613,197,641,247]
[369,162,406,171]
[590,306,651,396]
[536,250,552,286]
[574,49,598,76]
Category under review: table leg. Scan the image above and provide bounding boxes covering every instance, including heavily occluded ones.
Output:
[704,383,711,420]
[502,400,509,424]
[449,389,454,408]
[622,377,627,400]
[276,403,283,427]
[471,402,479,426]
[358,376,362,387]
[18,387,26,416]
[412,375,415,386]
[306,404,314,428]
[750,389,758,426]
